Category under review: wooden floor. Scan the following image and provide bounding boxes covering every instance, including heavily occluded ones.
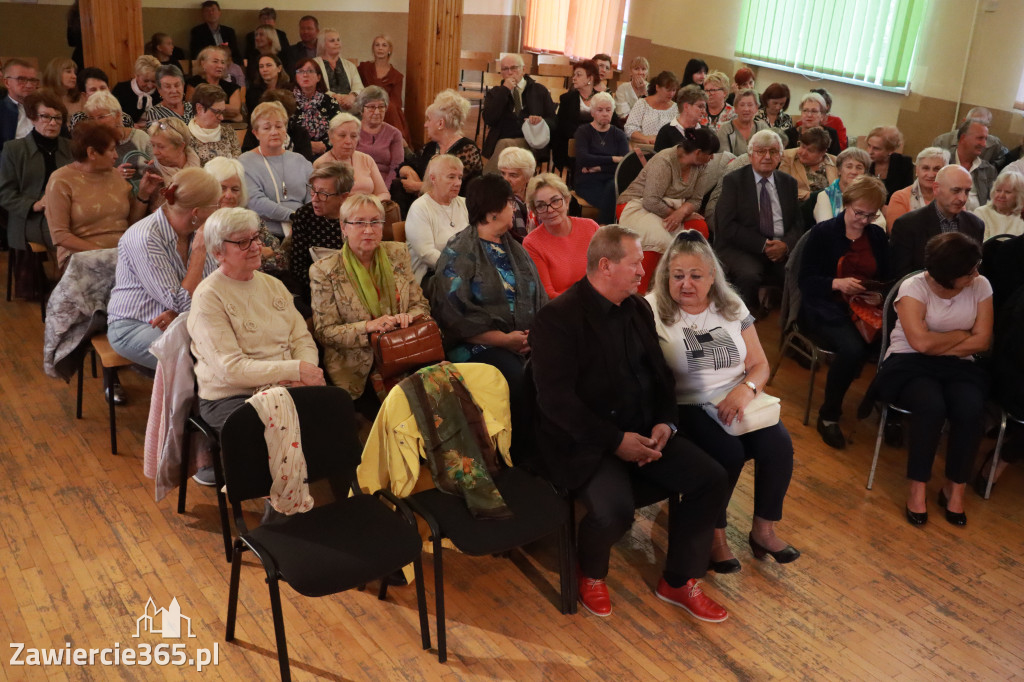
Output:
[2,254,1024,682]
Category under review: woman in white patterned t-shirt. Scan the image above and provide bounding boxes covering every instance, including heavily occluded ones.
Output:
[648,230,798,575]
[870,232,993,527]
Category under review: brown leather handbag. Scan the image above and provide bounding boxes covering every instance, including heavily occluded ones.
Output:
[369,316,445,380]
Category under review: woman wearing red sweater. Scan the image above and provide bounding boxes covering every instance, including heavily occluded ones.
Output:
[522,173,599,298]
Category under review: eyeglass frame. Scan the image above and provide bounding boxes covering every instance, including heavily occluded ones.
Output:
[223,234,264,250]
[343,219,386,229]
[307,184,344,200]
[532,195,566,213]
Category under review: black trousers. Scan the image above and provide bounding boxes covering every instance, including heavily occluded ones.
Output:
[575,437,728,581]
[471,347,528,462]
[718,246,786,309]
[900,374,986,483]
[677,405,793,528]
[804,315,871,421]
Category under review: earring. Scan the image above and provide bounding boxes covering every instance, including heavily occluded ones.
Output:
[191,215,198,226]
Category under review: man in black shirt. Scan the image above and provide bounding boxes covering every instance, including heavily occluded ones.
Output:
[527,225,730,621]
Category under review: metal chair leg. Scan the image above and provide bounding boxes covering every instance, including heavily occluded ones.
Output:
[210,442,232,563]
[266,577,291,682]
[76,351,85,419]
[178,426,190,514]
[103,367,118,454]
[767,332,794,386]
[225,540,243,641]
[867,405,888,490]
[413,555,431,650]
[987,410,1008,500]
[432,534,447,663]
[804,351,818,426]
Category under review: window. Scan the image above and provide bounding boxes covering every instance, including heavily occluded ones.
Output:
[734,0,928,92]
[524,0,627,64]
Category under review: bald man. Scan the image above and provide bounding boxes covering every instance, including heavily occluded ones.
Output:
[890,165,984,278]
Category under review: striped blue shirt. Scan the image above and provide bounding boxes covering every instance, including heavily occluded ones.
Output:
[107,207,217,324]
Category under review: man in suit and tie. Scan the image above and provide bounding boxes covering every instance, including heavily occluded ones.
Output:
[189,1,241,63]
[714,129,803,310]
[481,54,556,172]
[1,59,39,154]
[526,225,729,621]
[891,164,984,279]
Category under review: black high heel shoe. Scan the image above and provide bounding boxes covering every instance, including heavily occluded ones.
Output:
[905,505,928,526]
[937,490,966,526]
[748,533,800,564]
[708,557,742,574]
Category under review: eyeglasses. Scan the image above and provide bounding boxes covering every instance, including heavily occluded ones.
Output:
[849,209,880,220]
[704,87,724,94]
[207,107,227,118]
[5,76,40,85]
[344,220,385,229]
[500,65,523,73]
[751,148,781,158]
[37,114,63,123]
[223,234,263,250]
[532,195,565,213]
[307,184,342,200]
[800,108,822,114]
[363,104,387,111]
[295,69,318,76]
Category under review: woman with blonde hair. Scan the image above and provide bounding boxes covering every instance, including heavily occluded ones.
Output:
[314,28,364,111]
[866,126,914,202]
[406,154,468,283]
[41,58,85,117]
[245,24,283,86]
[186,46,242,122]
[700,71,735,130]
[144,117,201,209]
[81,90,153,192]
[523,172,599,299]
[313,112,389,199]
[615,55,649,118]
[396,89,481,213]
[112,55,161,124]
[356,34,411,142]
[106,167,222,370]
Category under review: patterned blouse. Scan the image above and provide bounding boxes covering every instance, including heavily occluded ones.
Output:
[293,88,341,146]
[405,138,483,197]
[189,124,242,165]
[288,202,344,299]
[701,103,736,131]
[754,108,794,133]
[144,102,195,125]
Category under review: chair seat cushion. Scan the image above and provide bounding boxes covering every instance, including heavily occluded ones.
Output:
[246,495,421,598]
[410,467,568,556]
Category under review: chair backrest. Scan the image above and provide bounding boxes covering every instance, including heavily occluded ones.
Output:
[391,220,406,243]
[461,50,495,62]
[536,63,573,79]
[531,74,568,92]
[614,150,647,199]
[779,228,815,333]
[220,386,363,507]
[536,54,571,67]
[879,270,923,360]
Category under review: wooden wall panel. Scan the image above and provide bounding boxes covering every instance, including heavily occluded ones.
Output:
[406,0,463,148]
[81,0,145,83]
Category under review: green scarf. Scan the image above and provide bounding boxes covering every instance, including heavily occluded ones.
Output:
[342,243,398,318]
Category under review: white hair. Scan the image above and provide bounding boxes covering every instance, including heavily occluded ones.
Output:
[591,91,615,110]
[915,146,950,165]
[83,90,122,116]
[203,157,249,208]
[205,207,260,257]
[749,129,783,150]
[497,146,536,176]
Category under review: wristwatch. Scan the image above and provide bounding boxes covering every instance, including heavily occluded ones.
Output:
[666,423,678,439]
[743,380,758,395]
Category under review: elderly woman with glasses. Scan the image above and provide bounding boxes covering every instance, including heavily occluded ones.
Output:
[188,206,324,436]
[354,86,405,189]
[800,176,891,450]
[145,65,193,124]
[357,34,411,143]
[648,229,798,574]
[523,173,599,299]
[310,193,430,418]
[185,84,240,165]
[406,154,468,284]
[786,93,840,155]
[780,126,838,202]
[496,146,537,242]
[289,161,355,300]
[700,71,735,131]
[867,232,993,527]
[239,101,313,238]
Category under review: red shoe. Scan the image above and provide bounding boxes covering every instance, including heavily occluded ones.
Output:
[578,571,612,617]
[655,578,728,623]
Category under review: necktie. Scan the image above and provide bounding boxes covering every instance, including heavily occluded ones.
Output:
[759,177,775,238]
[512,86,523,118]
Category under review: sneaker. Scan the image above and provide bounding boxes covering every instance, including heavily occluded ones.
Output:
[578,571,612,617]
[192,465,216,487]
[656,578,728,622]
[817,415,846,450]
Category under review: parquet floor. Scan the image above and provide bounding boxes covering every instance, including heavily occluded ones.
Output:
[1,253,1023,681]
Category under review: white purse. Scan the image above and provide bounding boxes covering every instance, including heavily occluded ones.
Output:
[702,386,781,436]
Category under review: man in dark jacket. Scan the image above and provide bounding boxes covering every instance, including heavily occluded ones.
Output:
[482,55,555,171]
[190,1,241,62]
[526,224,729,622]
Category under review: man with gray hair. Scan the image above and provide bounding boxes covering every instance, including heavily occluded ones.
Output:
[482,54,556,171]
[527,224,730,622]
[950,119,997,210]
[932,107,1007,168]
[714,129,803,311]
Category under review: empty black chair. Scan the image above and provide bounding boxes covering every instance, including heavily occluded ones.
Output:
[221,386,429,681]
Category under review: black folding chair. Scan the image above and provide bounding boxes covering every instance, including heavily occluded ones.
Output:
[221,386,429,681]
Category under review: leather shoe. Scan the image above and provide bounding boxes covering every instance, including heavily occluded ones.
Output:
[708,557,741,574]
[655,578,728,623]
[816,416,846,450]
[905,505,928,526]
[105,382,127,406]
[747,533,800,563]
[937,490,966,526]
[578,571,611,617]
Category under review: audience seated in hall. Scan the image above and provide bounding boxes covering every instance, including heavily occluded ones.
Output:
[573,91,629,225]
[287,161,352,301]
[553,59,619,170]
[787,92,841,156]
[887,147,949,227]
[624,70,678,147]
[406,154,469,285]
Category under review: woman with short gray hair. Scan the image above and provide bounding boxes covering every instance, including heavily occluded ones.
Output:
[886,147,950,226]
[972,169,1024,240]
[356,85,405,188]
[188,206,324,436]
[497,146,537,241]
[145,65,193,124]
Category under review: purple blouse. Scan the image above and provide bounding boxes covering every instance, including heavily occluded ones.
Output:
[358,123,404,187]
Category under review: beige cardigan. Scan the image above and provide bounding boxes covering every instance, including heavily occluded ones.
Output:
[779,148,838,201]
[310,241,431,396]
